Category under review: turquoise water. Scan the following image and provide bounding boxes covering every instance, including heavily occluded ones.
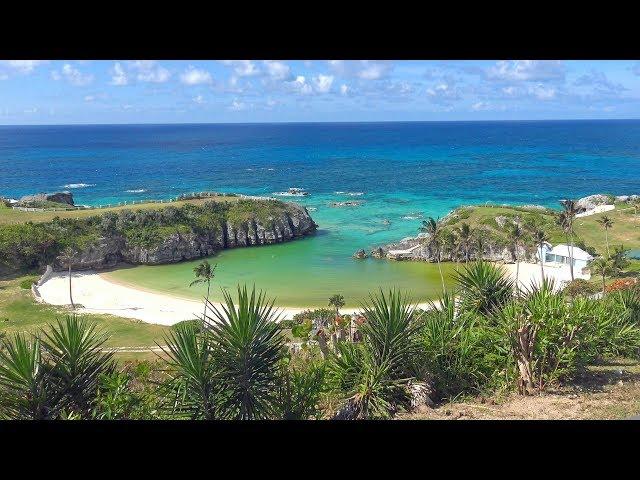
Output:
[3,121,640,305]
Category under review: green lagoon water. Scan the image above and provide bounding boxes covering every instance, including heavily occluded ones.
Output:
[105,192,460,307]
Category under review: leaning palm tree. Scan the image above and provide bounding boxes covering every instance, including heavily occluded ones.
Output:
[420,217,446,292]
[589,256,615,294]
[531,227,550,284]
[204,285,285,420]
[596,215,614,257]
[454,222,473,263]
[57,247,77,310]
[189,260,217,322]
[557,199,579,281]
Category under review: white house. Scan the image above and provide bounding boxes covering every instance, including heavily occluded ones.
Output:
[541,243,594,271]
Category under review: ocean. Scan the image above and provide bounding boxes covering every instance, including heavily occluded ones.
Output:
[2,120,640,305]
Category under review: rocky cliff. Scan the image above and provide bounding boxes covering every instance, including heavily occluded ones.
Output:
[64,202,317,270]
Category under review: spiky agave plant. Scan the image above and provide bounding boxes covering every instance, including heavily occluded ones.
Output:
[0,334,63,419]
[455,261,514,317]
[328,289,419,419]
[275,361,326,420]
[42,315,115,417]
[419,292,489,398]
[159,321,221,420]
[205,285,285,420]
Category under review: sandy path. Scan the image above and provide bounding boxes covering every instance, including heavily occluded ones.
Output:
[37,270,381,326]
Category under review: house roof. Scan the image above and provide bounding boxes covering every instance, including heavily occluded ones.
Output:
[549,244,593,261]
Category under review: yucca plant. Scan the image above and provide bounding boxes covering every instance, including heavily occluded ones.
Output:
[455,261,514,317]
[0,334,61,419]
[43,315,115,417]
[275,360,326,420]
[418,292,490,398]
[328,289,419,419]
[205,285,285,420]
[159,321,221,419]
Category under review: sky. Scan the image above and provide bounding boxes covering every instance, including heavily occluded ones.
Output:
[1,60,640,124]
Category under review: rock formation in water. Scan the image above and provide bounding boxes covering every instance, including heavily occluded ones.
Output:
[66,202,317,270]
[18,192,75,207]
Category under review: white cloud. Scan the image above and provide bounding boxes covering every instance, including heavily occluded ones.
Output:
[528,83,556,100]
[180,66,213,85]
[426,80,460,104]
[229,98,247,111]
[286,75,313,95]
[23,107,38,114]
[328,60,393,80]
[312,74,334,93]
[0,60,47,74]
[110,62,128,85]
[84,95,95,102]
[574,70,627,94]
[340,84,349,95]
[487,60,565,82]
[222,60,260,77]
[263,60,291,80]
[130,60,171,83]
[51,63,93,86]
[193,95,205,104]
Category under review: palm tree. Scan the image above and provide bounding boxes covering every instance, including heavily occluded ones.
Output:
[507,222,525,291]
[190,260,217,323]
[454,222,473,263]
[420,217,446,292]
[531,227,550,283]
[329,294,346,341]
[57,247,77,310]
[596,215,614,257]
[557,199,579,281]
[589,257,614,294]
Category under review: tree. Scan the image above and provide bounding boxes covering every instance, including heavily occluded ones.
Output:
[610,245,630,275]
[190,260,217,323]
[420,217,446,292]
[507,222,526,291]
[454,222,473,263]
[531,227,550,284]
[472,227,488,261]
[57,247,77,310]
[596,215,614,257]
[557,199,579,281]
[329,294,347,341]
[589,257,615,294]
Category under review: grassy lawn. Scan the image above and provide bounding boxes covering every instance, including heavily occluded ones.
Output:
[0,195,243,225]
[0,274,170,351]
[445,203,640,257]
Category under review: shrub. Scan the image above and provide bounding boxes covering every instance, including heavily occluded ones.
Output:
[291,319,313,339]
[605,277,638,293]
[19,277,38,290]
[563,279,599,298]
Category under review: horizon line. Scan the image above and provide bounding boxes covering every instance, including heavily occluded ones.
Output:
[1,117,640,128]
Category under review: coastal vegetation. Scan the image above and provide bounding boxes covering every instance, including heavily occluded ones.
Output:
[2,260,639,420]
[0,197,316,274]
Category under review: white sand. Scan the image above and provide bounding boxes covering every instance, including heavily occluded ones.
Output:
[36,270,380,326]
[36,262,583,327]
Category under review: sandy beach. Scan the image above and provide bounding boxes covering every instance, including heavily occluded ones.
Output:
[35,260,586,326]
[37,270,380,325]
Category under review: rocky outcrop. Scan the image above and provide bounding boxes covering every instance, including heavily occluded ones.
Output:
[61,203,317,270]
[18,192,75,207]
[574,194,612,212]
[353,249,367,259]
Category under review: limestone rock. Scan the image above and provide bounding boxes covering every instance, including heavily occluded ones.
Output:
[353,249,367,259]
[18,192,75,207]
[574,194,612,212]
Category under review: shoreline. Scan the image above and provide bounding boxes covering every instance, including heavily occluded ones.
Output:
[34,260,575,326]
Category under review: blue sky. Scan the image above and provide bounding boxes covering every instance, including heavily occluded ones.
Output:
[1,60,640,124]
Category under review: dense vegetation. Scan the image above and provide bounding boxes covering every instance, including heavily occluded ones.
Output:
[2,262,639,420]
[0,199,294,272]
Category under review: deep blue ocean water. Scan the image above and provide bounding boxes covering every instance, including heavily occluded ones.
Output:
[3,120,640,304]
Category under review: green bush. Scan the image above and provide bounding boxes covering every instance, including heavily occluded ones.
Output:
[19,277,38,290]
[563,279,599,298]
[291,319,313,339]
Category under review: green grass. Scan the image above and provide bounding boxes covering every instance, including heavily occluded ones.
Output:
[0,195,243,225]
[0,274,170,350]
[444,203,640,257]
